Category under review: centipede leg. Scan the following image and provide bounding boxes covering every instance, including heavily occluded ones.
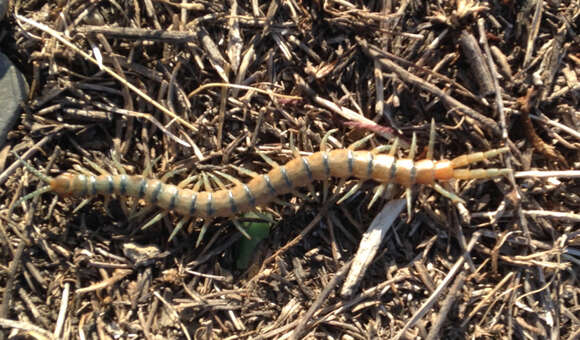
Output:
[389,138,399,156]
[72,198,93,214]
[111,152,127,175]
[168,217,189,241]
[215,170,244,186]
[84,158,109,176]
[371,145,390,154]
[232,219,252,240]
[258,151,280,168]
[141,212,167,230]
[231,165,260,179]
[196,220,212,247]
[368,183,387,209]
[320,129,338,152]
[337,182,363,205]
[408,132,417,160]
[427,118,436,160]
[161,167,189,183]
[432,183,466,204]
[209,172,229,190]
[347,134,374,150]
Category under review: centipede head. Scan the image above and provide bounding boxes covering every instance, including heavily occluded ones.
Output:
[49,173,76,195]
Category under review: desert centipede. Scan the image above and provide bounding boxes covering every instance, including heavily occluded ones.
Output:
[21,144,511,219]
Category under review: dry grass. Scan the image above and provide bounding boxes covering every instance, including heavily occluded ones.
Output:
[0,0,579,339]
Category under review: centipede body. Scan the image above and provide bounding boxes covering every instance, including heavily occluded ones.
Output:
[47,147,511,219]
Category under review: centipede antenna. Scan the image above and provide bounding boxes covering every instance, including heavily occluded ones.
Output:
[141,212,167,230]
[432,183,466,205]
[232,219,252,240]
[348,134,374,150]
[408,132,417,160]
[368,183,387,209]
[257,151,279,168]
[168,217,189,242]
[427,119,436,160]
[11,151,52,183]
[11,185,52,211]
[389,138,399,156]
[320,129,338,152]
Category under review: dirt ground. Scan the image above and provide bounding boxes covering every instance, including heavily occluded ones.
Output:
[1,1,579,339]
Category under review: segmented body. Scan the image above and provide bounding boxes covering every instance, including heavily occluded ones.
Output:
[49,147,510,218]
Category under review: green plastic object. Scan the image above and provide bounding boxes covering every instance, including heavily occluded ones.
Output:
[235,213,272,270]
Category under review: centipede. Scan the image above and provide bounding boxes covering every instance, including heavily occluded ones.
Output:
[15,129,512,220]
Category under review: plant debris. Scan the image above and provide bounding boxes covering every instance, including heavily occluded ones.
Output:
[0,1,578,339]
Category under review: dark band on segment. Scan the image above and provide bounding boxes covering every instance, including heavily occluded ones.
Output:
[301,157,313,181]
[228,190,238,213]
[189,192,198,215]
[409,162,417,185]
[322,152,330,176]
[243,184,256,207]
[138,179,147,198]
[150,181,162,204]
[79,175,88,196]
[168,187,178,210]
[347,150,354,175]
[119,175,128,195]
[367,153,374,178]
[106,176,114,194]
[280,166,293,189]
[389,158,397,180]
[207,193,214,216]
[264,175,276,195]
[89,176,97,195]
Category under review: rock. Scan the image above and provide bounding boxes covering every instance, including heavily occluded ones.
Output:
[0,52,28,147]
